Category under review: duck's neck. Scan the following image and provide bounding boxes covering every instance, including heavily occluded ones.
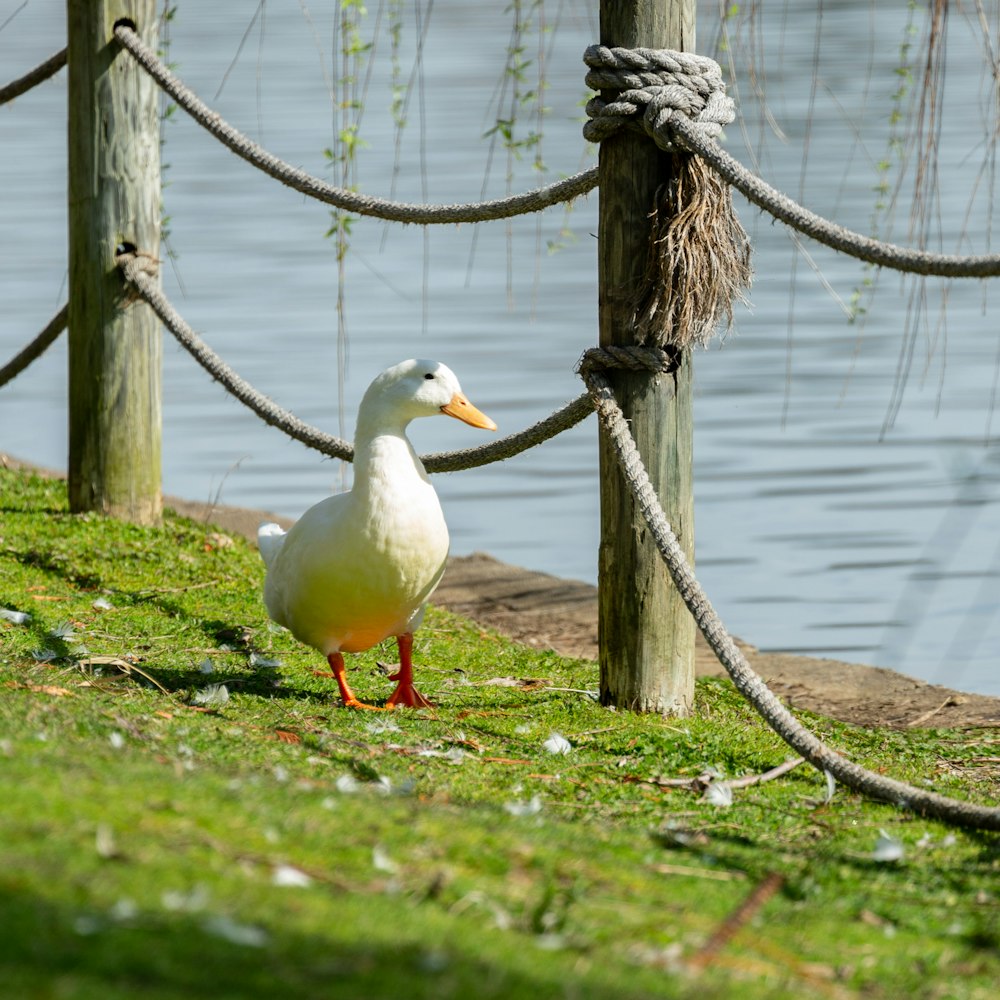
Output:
[352,418,430,498]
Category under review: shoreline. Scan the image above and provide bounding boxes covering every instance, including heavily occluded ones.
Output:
[5,452,1000,729]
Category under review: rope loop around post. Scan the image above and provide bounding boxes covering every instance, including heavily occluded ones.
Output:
[583,44,752,351]
[583,44,735,153]
[576,344,678,377]
[585,44,1000,279]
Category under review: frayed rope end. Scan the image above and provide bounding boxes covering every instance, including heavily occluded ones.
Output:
[634,152,752,350]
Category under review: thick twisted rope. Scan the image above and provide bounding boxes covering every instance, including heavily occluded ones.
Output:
[116,249,591,472]
[583,45,1000,279]
[583,45,751,349]
[0,48,67,107]
[667,116,1000,278]
[112,23,596,225]
[5,33,992,826]
[580,344,678,374]
[578,347,1000,831]
[420,396,593,473]
[112,21,1000,276]
[583,45,735,150]
[0,305,68,388]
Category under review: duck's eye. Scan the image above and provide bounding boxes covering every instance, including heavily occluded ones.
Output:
[423,373,435,380]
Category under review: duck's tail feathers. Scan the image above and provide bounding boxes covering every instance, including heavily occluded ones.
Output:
[257,522,287,569]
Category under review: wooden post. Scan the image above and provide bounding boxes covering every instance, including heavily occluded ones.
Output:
[67,1,162,524]
[597,0,696,714]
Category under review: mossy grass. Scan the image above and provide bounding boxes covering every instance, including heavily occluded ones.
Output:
[1,466,998,998]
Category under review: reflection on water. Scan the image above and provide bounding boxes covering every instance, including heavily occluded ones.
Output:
[1,1,998,694]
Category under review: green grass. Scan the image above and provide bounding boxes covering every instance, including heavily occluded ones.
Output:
[1,466,998,999]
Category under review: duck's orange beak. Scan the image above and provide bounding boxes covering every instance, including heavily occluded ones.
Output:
[441,392,497,431]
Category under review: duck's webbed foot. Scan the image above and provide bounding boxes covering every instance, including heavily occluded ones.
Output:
[385,633,435,709]
[343,696,389,711]
[386,681,434,709]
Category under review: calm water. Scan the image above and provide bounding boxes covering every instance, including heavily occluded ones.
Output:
[2,1,999,695]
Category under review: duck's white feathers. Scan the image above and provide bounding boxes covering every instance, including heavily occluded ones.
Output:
[257,359,490,658]
[257,522,286,570]
[261,434,447,654]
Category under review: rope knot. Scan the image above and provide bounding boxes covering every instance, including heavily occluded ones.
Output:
[582,45,734,152]
[576,345,677,378]
[580,44,751,351]
[115,243,160,306]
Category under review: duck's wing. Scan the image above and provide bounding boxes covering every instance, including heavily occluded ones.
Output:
[257,522,287,570]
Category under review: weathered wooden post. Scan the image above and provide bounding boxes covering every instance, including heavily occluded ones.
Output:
[67,0,162,524]
[596,0,697,714]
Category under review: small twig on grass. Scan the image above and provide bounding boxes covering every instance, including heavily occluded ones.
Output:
[652,863,747,882]
[905,696,963,728]
[542,686,600,700]
[271,719,375,753]
[724,757,806,789]
[132,580,222,597]
[77,656,172,697]
[465,676,550,689]
[648,758,806,794]
[645,774,708,788]
[107,713,149,741]
[687,871,784,972]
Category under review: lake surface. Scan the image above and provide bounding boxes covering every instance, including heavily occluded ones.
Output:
[2,1,999,695]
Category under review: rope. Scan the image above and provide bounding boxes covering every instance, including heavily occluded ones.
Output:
[420,395,593,473]
[577,347,1000,831]
[112,23,597,225]
[668,117,1000,279]
[583,45,735,149]
[0,305,68,388]
[50,33,996,822]
[583,45,1000,279]
[0,48,67,107]
[112,21,1000,275]
[115,249,592,472]
[578,344,678,374]
[584,44,751,351]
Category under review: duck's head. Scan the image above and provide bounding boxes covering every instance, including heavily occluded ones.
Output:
[359,359,497,432]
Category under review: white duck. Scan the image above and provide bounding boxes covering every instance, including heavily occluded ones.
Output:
[258,359,496,709]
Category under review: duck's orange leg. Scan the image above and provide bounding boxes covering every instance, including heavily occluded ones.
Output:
[385,633,434,709]
[327,652,384,711]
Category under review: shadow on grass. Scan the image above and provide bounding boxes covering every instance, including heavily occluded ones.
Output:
[71,658,342,708]
[0,884,678,1000]
[62,635,398,712]
[0,503,67,518]
[4,545,103,590]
